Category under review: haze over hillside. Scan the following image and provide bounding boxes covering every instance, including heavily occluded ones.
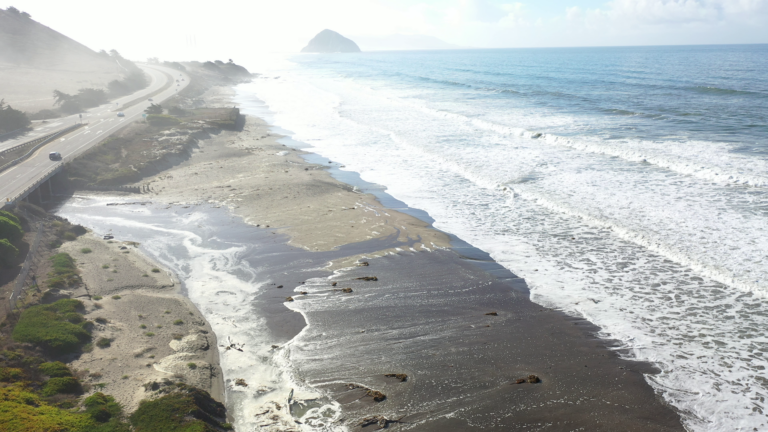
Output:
[0,6,125,113]
[301,29,361,53]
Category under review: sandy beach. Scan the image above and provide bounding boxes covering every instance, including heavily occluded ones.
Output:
[61,85,683,430]
[57,232,224,413]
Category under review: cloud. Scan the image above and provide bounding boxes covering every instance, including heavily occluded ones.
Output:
[603,0,768,25]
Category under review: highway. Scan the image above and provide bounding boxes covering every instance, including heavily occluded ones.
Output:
[0,64,189,204]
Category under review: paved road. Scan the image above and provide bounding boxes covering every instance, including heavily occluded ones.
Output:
[0,64,189,203]
[0,64,179,152]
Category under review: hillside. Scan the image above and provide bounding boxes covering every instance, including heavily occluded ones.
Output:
[0,7,125,113]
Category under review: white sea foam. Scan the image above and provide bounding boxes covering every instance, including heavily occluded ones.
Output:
[236,59,768,431]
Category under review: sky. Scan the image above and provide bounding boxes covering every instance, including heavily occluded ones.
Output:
[5,0,768,62]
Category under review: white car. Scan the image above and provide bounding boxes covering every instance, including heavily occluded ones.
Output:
[117,112,125,117]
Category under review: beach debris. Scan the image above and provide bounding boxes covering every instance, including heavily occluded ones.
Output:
[300,291,308,295]
[346,384,387,402]
[341,288,353,293]
[531,132,542,139]
[271,345,280,349]
[384,374,408,382]
[513,375,541,384]
[485,312,498,316]
[235,378,248,387]
[119,245,128,250]
[332,282,338,287]
[285,296,294,302]
[277,285,283,288]
[357,261,370,267]
[103,234,114,240]
[356,415,406,429]
[220,336,244,352]
[356,276,378,281]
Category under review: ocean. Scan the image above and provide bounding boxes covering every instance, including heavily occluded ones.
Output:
[232,45,768,431]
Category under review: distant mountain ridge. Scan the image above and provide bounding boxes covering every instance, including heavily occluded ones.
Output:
[301,30,361,53]
[0,7,117,70]
[352,34,462,51]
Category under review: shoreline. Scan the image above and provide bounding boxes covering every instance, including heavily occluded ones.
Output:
[54,84,686,430]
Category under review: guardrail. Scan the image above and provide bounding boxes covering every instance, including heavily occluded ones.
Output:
[0,123,85,174]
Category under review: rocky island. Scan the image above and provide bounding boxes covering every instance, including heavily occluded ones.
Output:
[301,29,361,53]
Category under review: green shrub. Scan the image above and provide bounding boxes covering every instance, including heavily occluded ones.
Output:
[144,332,155,337]
[0,210,21,225]
[38,361,73,378]
[130,387,227,432]
[186,363,197,370]
[42,376,82,396]
[139,324,147,329]
[0,238,19,267]
[102,264,109,269]
[47,253,80,288]
[63,232,77,241]
[152,268,161,273]
[93,295,103,300]
[96,338,112,348]
[0,216,23,242]
[173,320,183,325]
[112,295,121,300]
[95,317,108,324]
[0,384,100,431]
[12,299,91,354]
[84,392,123,422]
[80,247,92,254]
[0,367,23,382]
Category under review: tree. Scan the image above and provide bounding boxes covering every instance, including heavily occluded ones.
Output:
[76,88,108,107]
[109,49,121,58]
[20,11,30,18]
[52,90,72,106]
[147,57,159,64]
[6,6,19,14]
[60,99,83,114]
[0,99,30,133]
[144,104,163,115]
[98,49,109,57]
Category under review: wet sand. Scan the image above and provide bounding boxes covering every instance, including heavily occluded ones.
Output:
[118,86,686,430]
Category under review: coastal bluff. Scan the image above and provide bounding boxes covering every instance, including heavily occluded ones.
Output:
[301,29,361,53]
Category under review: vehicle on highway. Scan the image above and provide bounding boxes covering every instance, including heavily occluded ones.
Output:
[148,98,153,102]
[117,112,125,117]
[49,151,62,161]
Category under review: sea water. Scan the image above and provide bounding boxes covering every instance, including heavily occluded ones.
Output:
[236,45,768,431]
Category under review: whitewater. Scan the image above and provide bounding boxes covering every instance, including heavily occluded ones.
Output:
[237,45,768,431]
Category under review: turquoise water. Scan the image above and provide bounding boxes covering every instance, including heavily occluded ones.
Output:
[240,45,768,431]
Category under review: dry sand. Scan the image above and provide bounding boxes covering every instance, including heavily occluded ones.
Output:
[58,233,223,413]
[144,87,450,270]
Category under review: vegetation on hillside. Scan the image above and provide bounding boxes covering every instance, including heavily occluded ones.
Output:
[0,99,30,133]
[0,210,24,268]
[130,385,230,432]
[11,298,91,354]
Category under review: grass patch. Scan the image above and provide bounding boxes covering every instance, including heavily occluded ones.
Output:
[171,334,183,341]
[111,295,121,300]
[94,317,108,324]
[46,253,80,288]
[38,361,73,378]
[156,325,162,329]
[92,295,103,300]
[152,268,161,273]
[102,264,109,269]
[80,248,92,254]
[173,320,183,325]
[12,299,91,354]
[96,338,112,349]
[144,332,155,337]
[139,324,147,329]
[42,376,82,397]
[164,310,170,314]
[186,363,197,370]
[130,387,227,431]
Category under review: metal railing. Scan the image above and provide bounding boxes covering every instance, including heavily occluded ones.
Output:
[0,123,85,173]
